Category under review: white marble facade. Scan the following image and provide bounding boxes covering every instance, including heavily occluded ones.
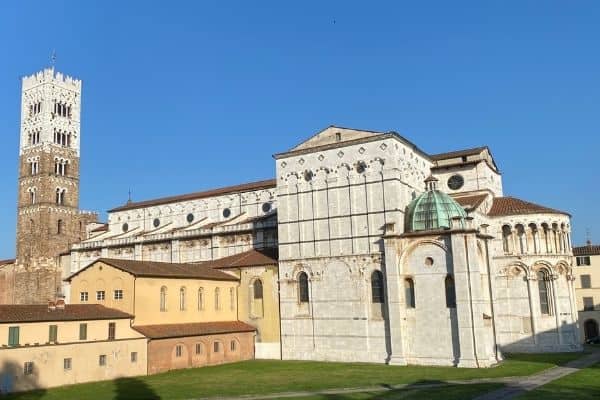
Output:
[67,125,581,367]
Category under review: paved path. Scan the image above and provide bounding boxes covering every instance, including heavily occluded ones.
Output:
[193,350,600,400]
[473,349,600,400]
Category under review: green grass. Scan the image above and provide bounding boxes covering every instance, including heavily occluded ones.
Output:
[5,352,583,400]
[517,362,600,399]
[294,383,505,400]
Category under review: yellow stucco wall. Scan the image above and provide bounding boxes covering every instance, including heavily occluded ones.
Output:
[69,261,239,326]
[134,276,238,325]
[0,338,147,393]
[0,318,143,347]
[574,253,600,341]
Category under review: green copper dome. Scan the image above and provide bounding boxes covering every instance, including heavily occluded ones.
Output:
[405,177,467,232]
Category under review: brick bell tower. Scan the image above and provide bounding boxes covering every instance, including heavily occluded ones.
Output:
[14,67,96,304]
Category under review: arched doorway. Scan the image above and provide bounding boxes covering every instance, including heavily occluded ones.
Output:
[584,319,599,341]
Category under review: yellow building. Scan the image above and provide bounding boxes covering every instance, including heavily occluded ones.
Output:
[66,258,257,373]
[207,249,281,359]
[0,302,146,393]
[573,242,600,342]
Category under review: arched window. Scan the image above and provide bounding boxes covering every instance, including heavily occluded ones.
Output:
[541,223,550,253]
[445,275,456,308]
[404,278,415,308]
[57,219,63,234]
[198,288,204,310]
[229,287,235,310]
[253,279,263,300]
[502,225,512,254]
[537,270,550,315]
[371,271,385,303]
[552,223,559,253]
[516,224,526,254]
[215,288,220,310]
[179,287,186,311]
[160,286,167,312]
[528,223,538,254]
[298,272,309,303]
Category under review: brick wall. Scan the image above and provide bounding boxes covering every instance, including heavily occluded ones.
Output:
[146,331,254,374]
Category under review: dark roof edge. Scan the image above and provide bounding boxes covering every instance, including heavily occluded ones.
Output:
[108,179,276,213]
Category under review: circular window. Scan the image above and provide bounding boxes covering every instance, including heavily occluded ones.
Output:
[186,213,194,223]
[262,202,272,213]
[122,223,129,233]
[425,257,434,267]
[356,161,367,174]
[304,170,313,182]
[153,218,160,228]
[447,174,465,190]
[223,208,231,218]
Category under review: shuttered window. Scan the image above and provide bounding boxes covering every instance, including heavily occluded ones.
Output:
[79,323,87,340]
[8,326,19,347]
[49,325,58,343]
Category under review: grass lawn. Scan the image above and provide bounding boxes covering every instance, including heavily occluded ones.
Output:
[517,362,600,400]
[5,352,583,400]
[294,383,505,400]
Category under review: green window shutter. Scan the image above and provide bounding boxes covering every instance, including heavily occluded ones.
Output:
[79,323,87,340]
[49,325,58,342]
[8,326,19,347]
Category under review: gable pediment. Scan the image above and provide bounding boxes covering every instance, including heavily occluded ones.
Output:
[290,126,384,152]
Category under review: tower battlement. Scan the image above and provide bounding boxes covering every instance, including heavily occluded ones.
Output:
[22,67,82,91]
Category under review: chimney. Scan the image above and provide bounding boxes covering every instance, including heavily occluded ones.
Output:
[48,301,56,311]
[56,299,65,310]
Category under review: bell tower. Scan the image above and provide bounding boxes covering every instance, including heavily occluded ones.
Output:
[14,67,95,303]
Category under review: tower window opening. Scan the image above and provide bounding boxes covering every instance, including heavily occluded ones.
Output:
[56,188,66,206]
[57,219,64,234]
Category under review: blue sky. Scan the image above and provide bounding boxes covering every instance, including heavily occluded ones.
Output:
[0,1,598,258]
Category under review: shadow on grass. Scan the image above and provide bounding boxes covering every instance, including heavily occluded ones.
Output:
[114,376,160,400]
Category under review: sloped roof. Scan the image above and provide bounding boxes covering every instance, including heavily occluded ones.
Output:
[0,304,132,323]
[573,245,600,256]
[65,258,238,282]
[430,146,489,161]
[0,259,15,267]
[108,179,276,213]
[488,197,570,217]
[452,193,489,211]
[207,248,278,269]
[133,321,255,339]
[90,223,109,233]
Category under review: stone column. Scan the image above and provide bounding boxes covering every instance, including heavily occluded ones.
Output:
[526,275,539,344]
[382,225,407,365]
[171,240,180,263]
[551,274,563,345]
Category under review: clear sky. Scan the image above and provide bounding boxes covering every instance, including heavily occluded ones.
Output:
[0,1,598,258]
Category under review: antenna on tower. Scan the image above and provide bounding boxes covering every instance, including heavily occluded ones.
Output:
[127,189,132,204]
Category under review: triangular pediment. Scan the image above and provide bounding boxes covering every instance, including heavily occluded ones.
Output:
[290,126,384,151]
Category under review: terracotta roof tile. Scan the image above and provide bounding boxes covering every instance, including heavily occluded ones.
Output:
[0,304,132,323]
[66,258,239,282]
[0,259,15,267]
[488,197,570,217]
[452,193,489,211]
[573,245,600,256]
[108,179,276,212]
[133,321,255,339]
[207,248,278,269]
[90,223,109,233]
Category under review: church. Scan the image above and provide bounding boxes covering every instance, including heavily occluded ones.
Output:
[0,67,581,377]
